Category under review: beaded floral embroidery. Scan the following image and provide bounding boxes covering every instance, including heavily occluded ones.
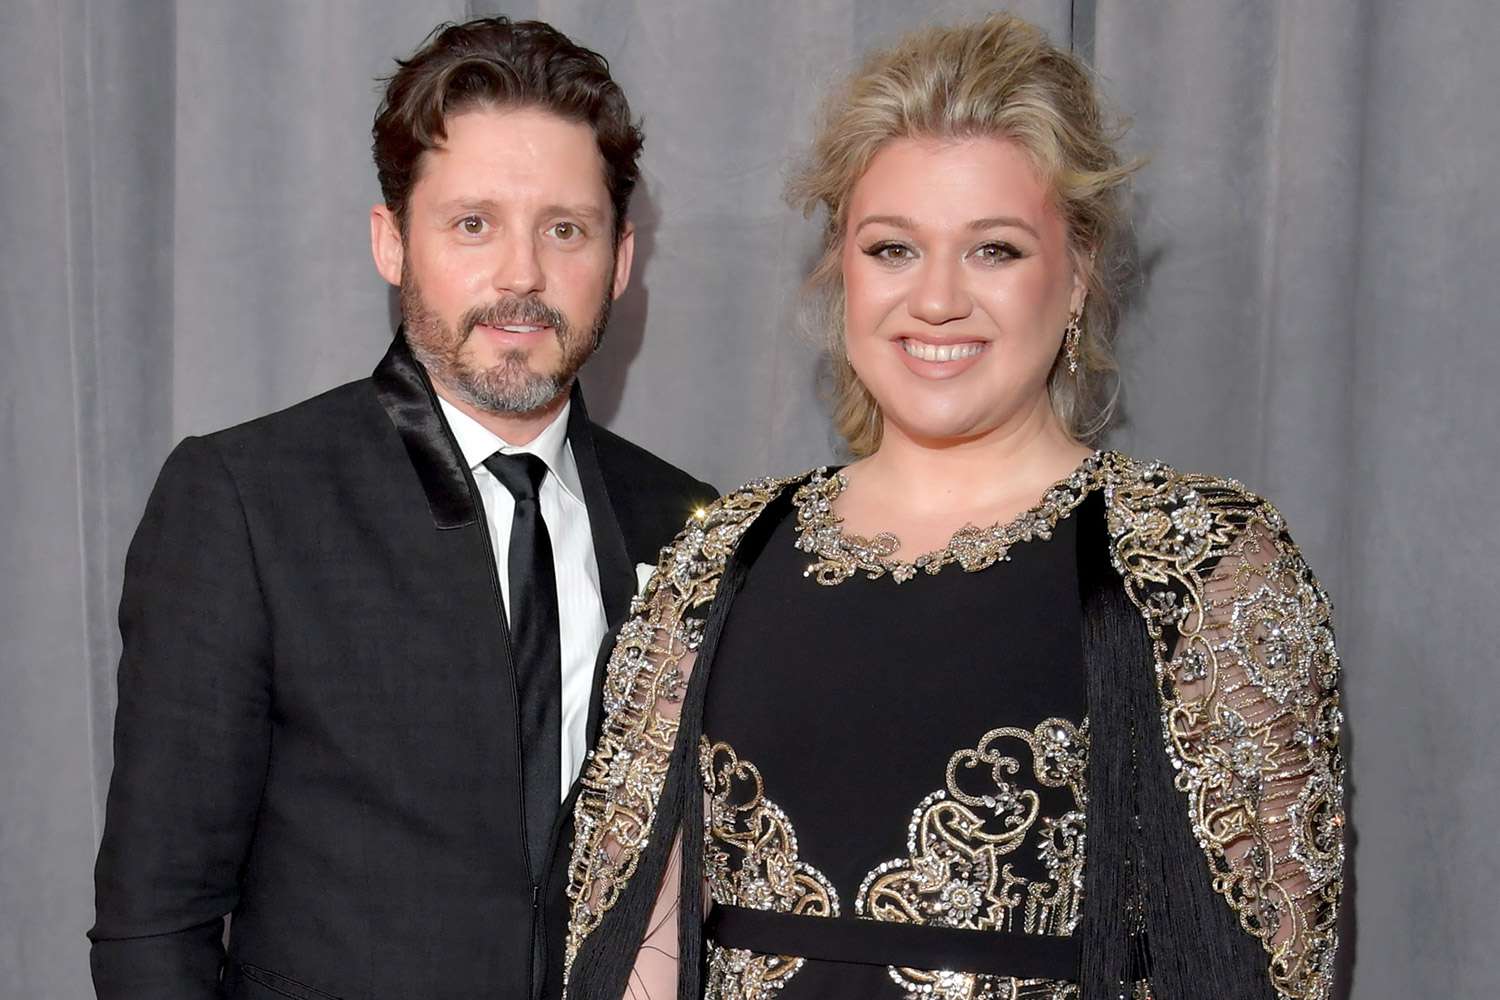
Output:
[856,720,1088,1000]
[793,453,1106,585]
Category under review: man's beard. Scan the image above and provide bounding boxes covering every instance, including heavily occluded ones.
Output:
[400,271,611,416]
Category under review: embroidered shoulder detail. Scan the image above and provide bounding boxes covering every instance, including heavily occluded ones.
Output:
[1104,455,1345,1000]
[563,475,800,980]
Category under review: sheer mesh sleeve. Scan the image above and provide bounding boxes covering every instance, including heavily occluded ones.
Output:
[563,477,794,997]
[622,833,687,1000]
[1109,456,1345,1000]
[1166,518,1344,998]
[563,582,701,994]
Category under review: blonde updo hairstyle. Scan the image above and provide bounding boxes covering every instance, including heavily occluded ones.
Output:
[789,14,1137,456]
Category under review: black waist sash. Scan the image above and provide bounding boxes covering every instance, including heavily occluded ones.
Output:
[707,905,1083,981]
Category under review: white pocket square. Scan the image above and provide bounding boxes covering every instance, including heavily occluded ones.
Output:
[634,561,657,597]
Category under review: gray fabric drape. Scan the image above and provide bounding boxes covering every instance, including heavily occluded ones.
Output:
[1094,6,1500,995]
[3,1,1495,997]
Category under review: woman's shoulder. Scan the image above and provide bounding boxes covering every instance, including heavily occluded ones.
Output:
[1099,450,1292,539]
[640,469,821,609]
[666,468,822,548]
[1099,450,1339,694]
[1096,449,1328,593]
[694,468,825,519]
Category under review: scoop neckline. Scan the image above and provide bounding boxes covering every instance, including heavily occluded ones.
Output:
[792,450,1105,585]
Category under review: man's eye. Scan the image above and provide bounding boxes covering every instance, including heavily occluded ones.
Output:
[551,221,581,240]
[459,216,486,236]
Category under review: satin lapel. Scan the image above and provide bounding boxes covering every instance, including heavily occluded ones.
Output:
[565,385,635,627]
[370,331,481,530]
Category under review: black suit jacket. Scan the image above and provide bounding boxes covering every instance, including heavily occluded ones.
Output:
[89,336,715,1000]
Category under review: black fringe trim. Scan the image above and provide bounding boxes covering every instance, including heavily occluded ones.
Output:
[1076,491,1271,1000]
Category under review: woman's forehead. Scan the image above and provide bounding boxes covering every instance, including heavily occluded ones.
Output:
[847,136,1061,238]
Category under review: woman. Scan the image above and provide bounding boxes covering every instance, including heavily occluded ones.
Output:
[563,14,1344,1000]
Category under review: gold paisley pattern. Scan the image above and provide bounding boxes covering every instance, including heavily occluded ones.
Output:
[699,729,1084,1000]
[563,455,1344,1000]
[856,721,1087,1000]
[793,453,1105,585]
[701,739,840,999]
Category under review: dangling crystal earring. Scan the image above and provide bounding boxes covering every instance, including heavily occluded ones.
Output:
[1064,312,1083,374]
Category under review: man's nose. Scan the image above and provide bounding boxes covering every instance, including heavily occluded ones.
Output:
[492,235,545,297]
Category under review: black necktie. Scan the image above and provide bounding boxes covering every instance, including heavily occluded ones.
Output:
[483,451,562,879]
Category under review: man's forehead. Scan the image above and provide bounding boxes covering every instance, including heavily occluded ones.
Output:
[429,106,603,165]
[429,196,608,223]
[411,106,610,205]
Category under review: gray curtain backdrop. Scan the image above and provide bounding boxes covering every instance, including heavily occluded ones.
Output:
[4,0,1496,996]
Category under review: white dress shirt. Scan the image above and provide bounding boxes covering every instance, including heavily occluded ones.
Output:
[437,396,608,800]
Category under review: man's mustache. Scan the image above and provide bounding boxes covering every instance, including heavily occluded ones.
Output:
[462,297,569,336]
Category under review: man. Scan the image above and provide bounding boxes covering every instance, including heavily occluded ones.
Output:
[89,18,713,1000]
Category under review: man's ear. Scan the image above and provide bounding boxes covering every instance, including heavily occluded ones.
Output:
[370,204,404,287]
[611,222,636,301]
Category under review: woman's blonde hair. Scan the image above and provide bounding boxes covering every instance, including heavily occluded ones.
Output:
[788,14,1138,456]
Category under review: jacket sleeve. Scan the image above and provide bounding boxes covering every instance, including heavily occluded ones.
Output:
[89,436,273,999]
[562,561,705,994]
[1112,463,1345,1000]
[1177,514,1343,999]
[562,477,788,997]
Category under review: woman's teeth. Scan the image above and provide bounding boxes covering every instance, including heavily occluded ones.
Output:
[901,339,984,362]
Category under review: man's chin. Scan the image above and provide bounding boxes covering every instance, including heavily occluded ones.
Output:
[449,364,574,416]
[460,339,558,373]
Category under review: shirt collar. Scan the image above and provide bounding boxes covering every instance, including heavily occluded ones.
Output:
[437,395,585,505]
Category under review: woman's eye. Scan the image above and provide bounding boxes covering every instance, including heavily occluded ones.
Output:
[458,216,486,236]
[973,242,1021,263]
[551,221,581,240]
[866,242,913,262]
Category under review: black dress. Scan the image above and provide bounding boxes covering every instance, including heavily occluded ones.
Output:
[698,466,1095,1000]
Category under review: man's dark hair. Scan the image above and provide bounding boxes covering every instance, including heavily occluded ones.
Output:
[372,17,643,241]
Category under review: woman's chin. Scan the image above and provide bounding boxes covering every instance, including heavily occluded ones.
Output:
[879,409,1002,449]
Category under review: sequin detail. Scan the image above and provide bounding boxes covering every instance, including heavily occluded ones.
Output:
[701,739,839,998]
[857,721,1088,999]
[793,453,1104,586]
[1107,457,1344,1000]
[700,727,1085,1000]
